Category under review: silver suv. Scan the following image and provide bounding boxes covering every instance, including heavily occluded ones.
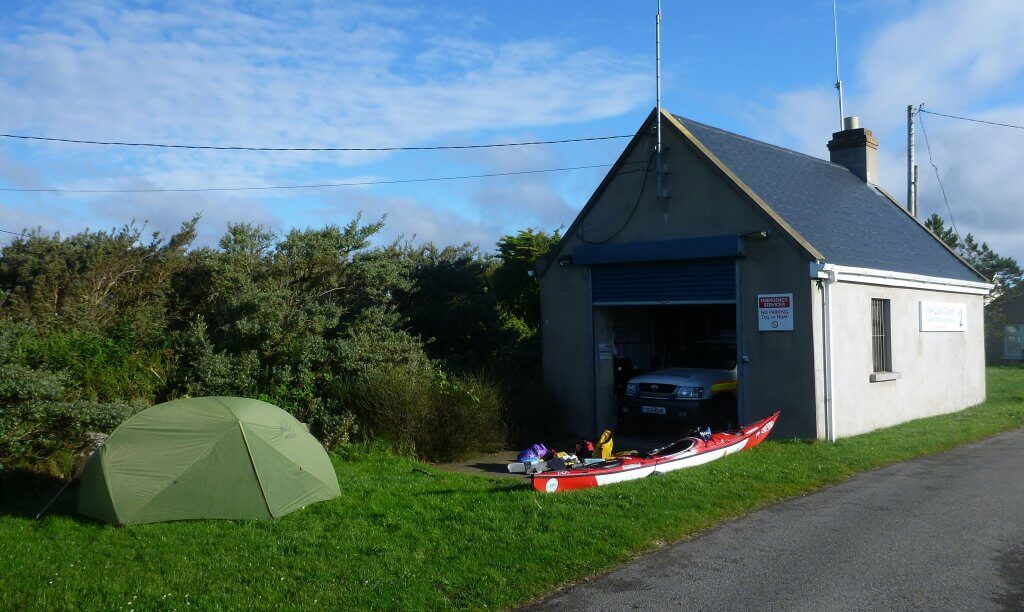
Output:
[621,339,739,430]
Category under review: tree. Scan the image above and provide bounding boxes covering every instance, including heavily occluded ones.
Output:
[924,213,960,250]
[491,228,560,330]
[924,213,1022,300]
[393,242,506,367]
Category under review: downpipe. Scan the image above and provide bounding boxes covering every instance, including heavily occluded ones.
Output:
[821,267,838,441]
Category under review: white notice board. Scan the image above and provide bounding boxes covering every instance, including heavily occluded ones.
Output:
[920,301,966,332]
[758,293,793,331]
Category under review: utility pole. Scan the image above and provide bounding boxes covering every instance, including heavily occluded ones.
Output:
[907,104,918,217]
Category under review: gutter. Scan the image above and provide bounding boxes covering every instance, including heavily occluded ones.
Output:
[810,263,993,296]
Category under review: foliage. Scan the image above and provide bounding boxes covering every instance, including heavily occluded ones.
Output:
[0,217,197,340]
[0,323,168,402]
[491,228,560,330]
[0,364,142,476]
[0,368,1022,609]
[924,212,961,251]
[499,374,564,447]
[925,213,1024,339]
[924,213,1023,300]
[393,243,508,367]
[0,214,550,470]
[958,233,1023,299]
[324,369,505,461]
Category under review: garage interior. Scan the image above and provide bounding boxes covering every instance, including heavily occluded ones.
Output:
[608,305,735,373]
[596,303,739,432]
[584,252,743,434]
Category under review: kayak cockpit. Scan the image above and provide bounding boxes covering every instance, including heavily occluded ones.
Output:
[645,438,696,458]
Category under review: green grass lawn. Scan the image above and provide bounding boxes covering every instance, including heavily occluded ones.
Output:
[3,367,1023,610]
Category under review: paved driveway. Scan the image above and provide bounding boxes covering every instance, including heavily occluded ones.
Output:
[528,428,1024,611]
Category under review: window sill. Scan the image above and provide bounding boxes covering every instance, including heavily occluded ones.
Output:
[869,371,901,383]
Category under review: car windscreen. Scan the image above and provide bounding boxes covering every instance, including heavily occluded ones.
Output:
[672,343,736,370]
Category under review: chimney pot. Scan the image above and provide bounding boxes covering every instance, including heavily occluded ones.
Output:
[843,115,860,130]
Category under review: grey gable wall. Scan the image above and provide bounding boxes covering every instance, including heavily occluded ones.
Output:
[674,116,984,283]
[540,118,819,438]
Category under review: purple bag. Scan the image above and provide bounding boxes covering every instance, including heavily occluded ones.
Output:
[517,443,549,463]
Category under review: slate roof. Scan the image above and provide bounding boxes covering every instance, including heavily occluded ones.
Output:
[674,115,985,282]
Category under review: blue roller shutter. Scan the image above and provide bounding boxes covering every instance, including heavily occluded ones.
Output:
[590,258,735,305]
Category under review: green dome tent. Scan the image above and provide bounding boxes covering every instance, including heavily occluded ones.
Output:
[77,397,340,525]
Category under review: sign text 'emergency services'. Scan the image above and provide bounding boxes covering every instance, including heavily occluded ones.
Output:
[758,293,793,331]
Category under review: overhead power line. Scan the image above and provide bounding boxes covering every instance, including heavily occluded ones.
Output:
[0,162,630,194]
[0,228,31,238]
[0,132,632,152]
[918,109,1024,131]
[917,108,962,244]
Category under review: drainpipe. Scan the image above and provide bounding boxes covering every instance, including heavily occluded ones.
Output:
[821,266,838,442]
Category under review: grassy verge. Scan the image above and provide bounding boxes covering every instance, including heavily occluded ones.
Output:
[2,367,1023,610]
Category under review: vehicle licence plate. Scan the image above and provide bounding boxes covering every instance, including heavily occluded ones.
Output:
[641,405,666,415]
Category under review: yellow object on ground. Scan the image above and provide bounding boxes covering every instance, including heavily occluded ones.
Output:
[596,430,614,459]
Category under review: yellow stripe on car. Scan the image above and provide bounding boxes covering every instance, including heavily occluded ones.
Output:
[710,381,738,394]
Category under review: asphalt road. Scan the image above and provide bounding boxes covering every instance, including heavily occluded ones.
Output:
[528,428,1024,611]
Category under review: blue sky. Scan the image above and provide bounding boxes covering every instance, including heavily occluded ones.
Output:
[2,0,1024,260]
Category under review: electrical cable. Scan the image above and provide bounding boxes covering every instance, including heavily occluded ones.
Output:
[918,109,1024,131]
[0,132,632,152]
[0,162,630,194]
[580,151,656,244]
[0,228,31,238]
[917,106,962,245]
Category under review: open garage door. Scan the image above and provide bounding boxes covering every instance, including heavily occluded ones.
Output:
[589,259,740,436]
[591,259,735,306]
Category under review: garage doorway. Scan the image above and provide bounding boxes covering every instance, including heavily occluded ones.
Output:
[593,303,738,434]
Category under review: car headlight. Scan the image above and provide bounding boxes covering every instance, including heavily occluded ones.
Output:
[625,382,638,396]
[674,386,704,399]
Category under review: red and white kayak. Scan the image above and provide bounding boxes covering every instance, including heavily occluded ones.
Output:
[532,411,780,493]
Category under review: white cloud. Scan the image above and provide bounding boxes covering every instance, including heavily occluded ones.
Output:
[0,2,648,174]
[760,0,1024,262]
[0,1,650,247]
[313,190,496,248]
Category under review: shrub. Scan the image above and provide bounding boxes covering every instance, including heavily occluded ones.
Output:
[499,375,564,448]
[324,369,506,462]
[0,364,143,477]
[296,396,359,450]
[0,322,167,403]
[418,372,505,461]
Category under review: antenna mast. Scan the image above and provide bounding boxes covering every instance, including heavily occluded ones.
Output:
[656,0,666,212]
[832,0,845,129]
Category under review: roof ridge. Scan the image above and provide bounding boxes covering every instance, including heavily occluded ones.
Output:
[671,113,849,169]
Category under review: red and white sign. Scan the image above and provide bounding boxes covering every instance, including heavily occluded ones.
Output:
[758,293,793,331]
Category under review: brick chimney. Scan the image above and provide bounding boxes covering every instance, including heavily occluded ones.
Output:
[827,116,878,184]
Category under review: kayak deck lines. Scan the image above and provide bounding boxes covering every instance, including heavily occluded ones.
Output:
[531,411,780,493]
